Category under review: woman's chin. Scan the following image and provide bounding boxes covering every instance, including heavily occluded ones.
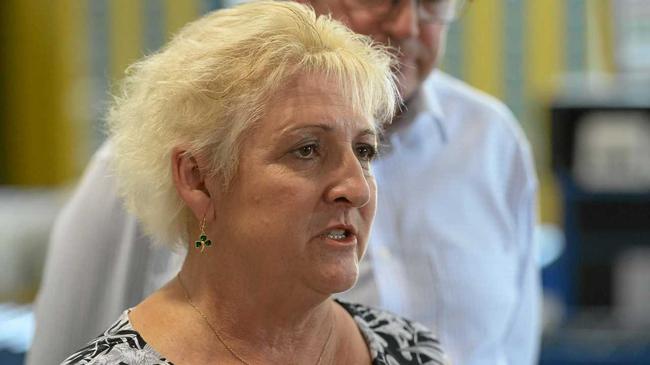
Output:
[311,258,360,295]
[329,273,358,295]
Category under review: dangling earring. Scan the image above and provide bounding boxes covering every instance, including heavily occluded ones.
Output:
[194,214,212,253]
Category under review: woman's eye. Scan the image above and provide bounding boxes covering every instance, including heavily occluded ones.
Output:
[293,143,319,159]
[355,144,377,162]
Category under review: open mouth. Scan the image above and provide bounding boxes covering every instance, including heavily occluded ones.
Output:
[323,229,351,241]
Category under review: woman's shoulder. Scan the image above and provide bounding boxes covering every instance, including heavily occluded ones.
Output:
[60,310,173,365]
[336,299,448,365]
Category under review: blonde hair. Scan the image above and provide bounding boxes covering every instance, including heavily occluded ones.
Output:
[108,0,399,247]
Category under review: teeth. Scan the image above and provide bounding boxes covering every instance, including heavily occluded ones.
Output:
[326,229,347,240]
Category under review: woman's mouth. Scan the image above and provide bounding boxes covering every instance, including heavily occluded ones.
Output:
[319,227,357,246]
[324,229,349,241]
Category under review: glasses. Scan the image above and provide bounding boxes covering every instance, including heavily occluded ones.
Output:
[346,0,471,24]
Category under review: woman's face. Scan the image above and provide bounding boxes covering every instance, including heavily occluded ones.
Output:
[210,74,378,295]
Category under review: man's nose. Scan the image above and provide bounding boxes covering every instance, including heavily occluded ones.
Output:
[325,152,372,208]
[381,0,420,40]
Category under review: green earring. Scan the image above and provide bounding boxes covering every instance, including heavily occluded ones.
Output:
[194,215,212,252]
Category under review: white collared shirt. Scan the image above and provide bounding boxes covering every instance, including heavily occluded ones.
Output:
[340,71,541,365]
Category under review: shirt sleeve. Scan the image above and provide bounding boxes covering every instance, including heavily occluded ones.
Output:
[502,134,542,365]
[26,142,151,365]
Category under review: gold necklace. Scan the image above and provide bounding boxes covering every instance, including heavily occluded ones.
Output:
[177,274,335,365]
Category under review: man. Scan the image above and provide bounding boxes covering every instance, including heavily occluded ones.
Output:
[28,1,540,364]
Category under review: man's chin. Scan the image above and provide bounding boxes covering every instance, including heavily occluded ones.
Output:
[397,75,419,102]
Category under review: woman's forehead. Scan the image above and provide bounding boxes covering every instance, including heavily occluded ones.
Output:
[275,73,343,98]
[262,95,376,138]
[265,75,376,129]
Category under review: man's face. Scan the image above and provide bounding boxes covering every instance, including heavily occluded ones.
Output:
[308,0,448,101]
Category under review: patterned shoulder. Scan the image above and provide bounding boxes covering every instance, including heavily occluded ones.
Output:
[61,311,173,365]
[337,300,447,365]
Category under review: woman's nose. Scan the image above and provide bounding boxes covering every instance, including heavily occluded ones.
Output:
[325,152,372,208]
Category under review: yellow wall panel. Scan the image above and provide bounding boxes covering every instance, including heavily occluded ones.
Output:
[52,0,89,182]
[586,0,616,73]
[166,0,200,38]
[525,0,565,98]
[524,0,566,223]
[110,0,143,83]
[2,1,61,185]
[463,0,504,98]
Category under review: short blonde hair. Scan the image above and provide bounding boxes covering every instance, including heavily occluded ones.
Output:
[109,0,399,247]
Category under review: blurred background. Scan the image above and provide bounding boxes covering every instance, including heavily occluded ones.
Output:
[0,0,648,364]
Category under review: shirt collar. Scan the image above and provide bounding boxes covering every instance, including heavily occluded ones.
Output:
[396,71,448,143]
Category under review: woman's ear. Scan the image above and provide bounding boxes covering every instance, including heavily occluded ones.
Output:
[171,147,212,221]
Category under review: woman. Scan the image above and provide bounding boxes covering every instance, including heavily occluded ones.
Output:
[62,1,446,364]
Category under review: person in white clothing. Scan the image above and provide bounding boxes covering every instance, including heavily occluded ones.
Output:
[28,0,540,364]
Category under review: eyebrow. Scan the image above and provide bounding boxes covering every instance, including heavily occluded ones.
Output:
[281,123,378,139]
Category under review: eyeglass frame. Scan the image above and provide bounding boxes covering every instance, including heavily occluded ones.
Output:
[344,0,472,25]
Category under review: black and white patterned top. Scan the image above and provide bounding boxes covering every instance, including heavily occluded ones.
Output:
[61,300,446,365]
